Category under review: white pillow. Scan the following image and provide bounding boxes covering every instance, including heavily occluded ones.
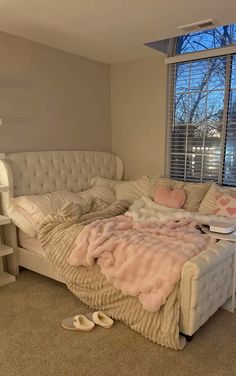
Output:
[77,185,115,205]
[7,190,80,237]
[90,176,123,190]
[114,176,150,204]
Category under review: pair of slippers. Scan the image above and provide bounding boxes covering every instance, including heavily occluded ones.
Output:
[62,311,114,331]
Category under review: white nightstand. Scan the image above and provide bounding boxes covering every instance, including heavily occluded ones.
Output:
[203,227,236,313]
[0,185,16,287]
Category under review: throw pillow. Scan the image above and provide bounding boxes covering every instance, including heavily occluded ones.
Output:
[154,186,186,209]
[114,176,150,204]
[213,191,236,217]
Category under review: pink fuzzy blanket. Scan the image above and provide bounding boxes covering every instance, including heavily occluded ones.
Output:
[68,215,214,312]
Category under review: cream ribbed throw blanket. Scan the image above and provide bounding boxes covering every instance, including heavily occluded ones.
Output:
[38,201,186,350]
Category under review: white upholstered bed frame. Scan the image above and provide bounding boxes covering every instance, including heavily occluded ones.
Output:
[0,151,124,283]
[0,150,234,337]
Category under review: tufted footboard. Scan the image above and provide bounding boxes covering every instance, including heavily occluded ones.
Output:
[179,240,234,335]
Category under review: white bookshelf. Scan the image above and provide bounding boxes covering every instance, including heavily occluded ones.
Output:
[0,185,8,192]
[0,185,16,287]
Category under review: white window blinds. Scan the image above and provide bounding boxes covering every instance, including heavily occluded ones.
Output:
[167,54,236,185]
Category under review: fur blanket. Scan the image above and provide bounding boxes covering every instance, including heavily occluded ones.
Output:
[38,198,217,350]
[127,197,234,226]
[38,199,189,350]
[68,215,214,312]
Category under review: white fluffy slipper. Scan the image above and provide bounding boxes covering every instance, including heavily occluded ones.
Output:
[92,311,114,328]
[62,314,95,331]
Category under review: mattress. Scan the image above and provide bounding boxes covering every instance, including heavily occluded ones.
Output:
[18,230,45,256]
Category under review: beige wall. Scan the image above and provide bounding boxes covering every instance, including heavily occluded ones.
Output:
[110,56,167,179]
[0,31,167,173]
[0,31,111,153]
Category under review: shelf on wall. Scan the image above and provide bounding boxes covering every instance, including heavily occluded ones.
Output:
[0,215,11,225]
[0,185,8,193]
[0,272,16,287]
[0,243,13,257]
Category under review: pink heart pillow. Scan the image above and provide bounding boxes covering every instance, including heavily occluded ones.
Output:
[154,185,186,209]
[213,191,236,217]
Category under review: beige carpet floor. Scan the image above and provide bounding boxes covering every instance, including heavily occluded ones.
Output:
[0,269,236,376]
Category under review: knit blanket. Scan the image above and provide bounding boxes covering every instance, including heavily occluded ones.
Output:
[37,199,210,350]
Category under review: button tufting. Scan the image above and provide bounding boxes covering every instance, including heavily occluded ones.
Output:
[7,151,123,196]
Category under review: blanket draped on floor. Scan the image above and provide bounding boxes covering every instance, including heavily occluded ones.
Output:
[38,199,212,350]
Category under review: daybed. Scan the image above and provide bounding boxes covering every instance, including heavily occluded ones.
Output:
[0,151,234,348]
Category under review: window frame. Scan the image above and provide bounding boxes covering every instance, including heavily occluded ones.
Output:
[166,36,236,185]
[165,44,236,65]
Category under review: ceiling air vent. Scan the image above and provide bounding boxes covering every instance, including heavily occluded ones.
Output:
[177,19,215,32]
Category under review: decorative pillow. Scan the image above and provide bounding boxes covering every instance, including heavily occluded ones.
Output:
[154,186,186,209]
[149,175,211,212]
[114,176,150,204]
[213,191,236,217]
[7,190,80,237]
[199,183,236,214]
[175,181,211,212]
[198,183,217,214]
[90,176,123,191]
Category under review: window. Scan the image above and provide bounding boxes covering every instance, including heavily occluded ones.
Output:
[168,23,236,185]
[176,24,236,54]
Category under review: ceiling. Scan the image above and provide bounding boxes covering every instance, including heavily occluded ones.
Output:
[0,0,236,64]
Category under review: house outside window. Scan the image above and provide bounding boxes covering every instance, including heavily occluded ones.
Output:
[166,24,236,186]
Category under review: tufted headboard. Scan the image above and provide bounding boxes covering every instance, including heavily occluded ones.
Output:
[0,150,124,215]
